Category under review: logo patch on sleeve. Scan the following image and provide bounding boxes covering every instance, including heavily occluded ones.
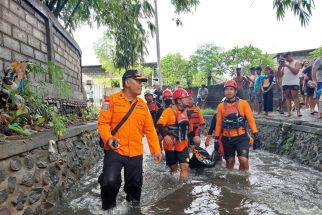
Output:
[102,100,110,111]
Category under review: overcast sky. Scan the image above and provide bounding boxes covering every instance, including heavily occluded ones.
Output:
[74,0,322,66]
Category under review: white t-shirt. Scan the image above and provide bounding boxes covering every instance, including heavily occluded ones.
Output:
[282,60,300,86]
[197,88,208,98]
[313,57,322,82]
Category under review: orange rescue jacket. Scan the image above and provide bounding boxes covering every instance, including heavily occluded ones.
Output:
[157,105,189,152]
[215,99,258,137]
[186,105,205,128]
[97,90,161,157]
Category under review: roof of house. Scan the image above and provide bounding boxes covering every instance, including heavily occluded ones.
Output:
[273,48,317,58]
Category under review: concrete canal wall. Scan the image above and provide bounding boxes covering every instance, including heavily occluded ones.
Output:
[0,123,103,214]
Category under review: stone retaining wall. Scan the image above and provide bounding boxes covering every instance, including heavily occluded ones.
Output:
[0,0,83,100]
[0,123,103,214]
[204,115,322,171]
[255,118,322,171]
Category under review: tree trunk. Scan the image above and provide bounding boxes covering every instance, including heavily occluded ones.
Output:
[207,75,211,86]
[64,0,82,29]
[53,0,68,17]
[48,0,58,11]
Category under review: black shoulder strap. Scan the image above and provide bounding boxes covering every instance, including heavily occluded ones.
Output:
[171,106,178,124]
[111,100,138,136]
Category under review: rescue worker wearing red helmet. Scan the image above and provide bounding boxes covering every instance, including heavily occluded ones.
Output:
[155,89,173,152]
[214,80,260,171]
[155,89,173,121]
[144,89,160,126]
[185,95,206,146]
[157,88,191,180]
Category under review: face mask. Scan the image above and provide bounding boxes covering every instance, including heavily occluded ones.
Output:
[164,99,172,107]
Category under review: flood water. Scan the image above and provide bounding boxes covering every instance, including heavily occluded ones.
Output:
[58,139,322,215]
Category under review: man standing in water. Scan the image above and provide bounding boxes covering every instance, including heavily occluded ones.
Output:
[157,88,191,181]
[186,95,206,146]
[144,89,160,126]
[215,80,260,171]
[98,70,162,210]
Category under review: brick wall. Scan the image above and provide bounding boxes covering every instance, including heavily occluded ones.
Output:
[0,0,83,101]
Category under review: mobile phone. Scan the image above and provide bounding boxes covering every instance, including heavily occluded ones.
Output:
[112,139,118,148]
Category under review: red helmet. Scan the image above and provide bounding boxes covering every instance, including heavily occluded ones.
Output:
[162,89,172,98]
[173,88,190,99]
[224,80,237,89]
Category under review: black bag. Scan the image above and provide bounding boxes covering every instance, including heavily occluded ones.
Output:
[189,145,219,169]
[99,100,138,148]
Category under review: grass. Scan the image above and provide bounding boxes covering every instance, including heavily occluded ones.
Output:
[201,108,216,116]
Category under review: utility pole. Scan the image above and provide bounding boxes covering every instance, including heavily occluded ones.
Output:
[154,0,162,88]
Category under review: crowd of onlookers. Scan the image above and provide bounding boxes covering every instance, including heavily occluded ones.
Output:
[146,52,322,119]
[233,52,322,119]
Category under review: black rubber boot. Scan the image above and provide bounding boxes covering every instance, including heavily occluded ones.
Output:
[101,186,117,210]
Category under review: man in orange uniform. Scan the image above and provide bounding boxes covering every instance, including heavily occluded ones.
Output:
[215,80,260,171]
[144,89,160,126]
[157,88,191,181]
[186,96,206,146]
[97,70,162,210]
[156,89,173,121]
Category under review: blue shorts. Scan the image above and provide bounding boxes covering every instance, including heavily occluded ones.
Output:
[315,82,322,100]
[197,97,202,106]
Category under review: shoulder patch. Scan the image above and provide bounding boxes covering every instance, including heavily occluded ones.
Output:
[102,100,110,111]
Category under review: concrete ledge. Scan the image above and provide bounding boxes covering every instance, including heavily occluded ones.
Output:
[0,122,97,160]
[254,115,322,128]
[255,118,322,136]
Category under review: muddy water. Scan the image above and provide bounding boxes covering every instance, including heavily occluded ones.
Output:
[58,140,322,215]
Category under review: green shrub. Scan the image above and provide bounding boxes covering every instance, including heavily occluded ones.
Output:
[201,108,216,116]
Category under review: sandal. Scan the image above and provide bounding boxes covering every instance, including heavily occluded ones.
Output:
[297,113,302,117]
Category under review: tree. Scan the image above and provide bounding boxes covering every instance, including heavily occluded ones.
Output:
[224,45,275,76]
[187,44,275,85]
[95,36,153,85]
[40,0,200,32]
[95,34,116,73]
[309,47,322,57]
[189,44,226,86]
[273,0,315,27]
[40,0,315,70]
[161,53,191,87]
[40,0,199,70]
[41,0,316,30]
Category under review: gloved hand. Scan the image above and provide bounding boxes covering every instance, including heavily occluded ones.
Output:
[214,136,224,156]
[253,132,261,150]
[249,135,254,146]
[205,135,211,147]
